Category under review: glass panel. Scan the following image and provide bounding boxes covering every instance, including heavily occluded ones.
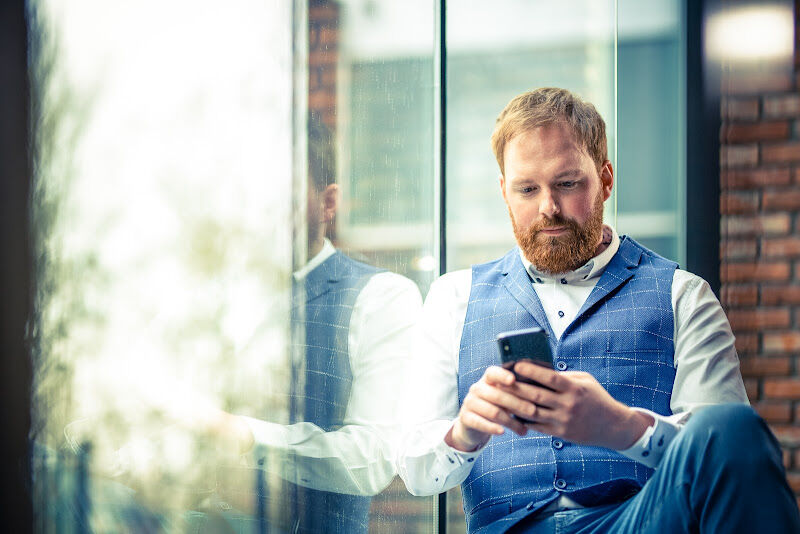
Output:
[617,0,686,264]
[443,3,616,528]
[334,0,439,530]
[30,0,438,532]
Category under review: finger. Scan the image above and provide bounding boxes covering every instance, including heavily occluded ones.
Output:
[465,397,528,436]
[471,380,545,420]
[513,361,568,392]
[498,381,561,409]
[484,365,516,387]
[459,409,505,436]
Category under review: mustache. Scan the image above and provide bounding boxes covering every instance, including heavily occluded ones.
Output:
[528,215,579,234]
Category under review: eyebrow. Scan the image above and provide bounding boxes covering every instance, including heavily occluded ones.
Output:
[552,169,583,180]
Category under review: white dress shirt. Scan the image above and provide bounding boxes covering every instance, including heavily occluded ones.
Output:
[396,226,748,498]
[242,239,423,496]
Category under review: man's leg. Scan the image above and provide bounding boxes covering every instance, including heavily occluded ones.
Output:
[563,404,800,533]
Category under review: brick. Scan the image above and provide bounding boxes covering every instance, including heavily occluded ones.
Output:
[753,401,793,423]
[740,356,792,375]
[318,27,338,46]
[721,262,790,282]
[309,4,339,24]
[721,144,758,167]
[308,89,336,110]
[721,284,758,306]
[722,168,791,188]
[764,379,800,399]
[722,214,790,236]
[722,97,759,120]
[728,308,790,330]
[764,334,800,353]
[763,142,800,164]
[744,377,759,400]
[319,66,336,86]
[794,168,800,184]
[763,190,800,211]
[723,121,790,143]
[764,94,800,117]
[720,191,759,214]
[720,239,757,259]
[723,71,794,95]
[308,49,337,67]
[763,286,800,305]
[735,333,759,354]
[764,238,800,257]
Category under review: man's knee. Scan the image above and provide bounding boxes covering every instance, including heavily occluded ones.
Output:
[678,403,779,464]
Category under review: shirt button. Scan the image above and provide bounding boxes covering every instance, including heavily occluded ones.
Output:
[552,440,564,449]
[555,479,567,490]
[467,457,474,462]
[557,310,565,318]
[556,361,568,371]
[536,277,544,283]
[560,278,567,284]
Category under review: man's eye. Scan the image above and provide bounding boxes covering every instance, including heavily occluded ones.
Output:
[518,187,535,194]
[559,181,577,188]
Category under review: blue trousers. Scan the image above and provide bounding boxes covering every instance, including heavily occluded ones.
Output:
[510,404,800,533]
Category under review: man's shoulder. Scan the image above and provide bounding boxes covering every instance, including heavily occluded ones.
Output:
[619,235,679,270]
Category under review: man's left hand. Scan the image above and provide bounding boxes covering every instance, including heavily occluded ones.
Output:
[500,361,654,450]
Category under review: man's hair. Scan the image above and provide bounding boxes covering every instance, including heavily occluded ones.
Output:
[491,87,608,175]
[308,112,335,191]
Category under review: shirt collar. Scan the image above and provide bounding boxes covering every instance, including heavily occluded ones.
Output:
[294,238,336,281]
[519,225,620,283]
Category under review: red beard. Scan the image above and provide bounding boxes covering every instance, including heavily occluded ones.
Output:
[511,193,605,274]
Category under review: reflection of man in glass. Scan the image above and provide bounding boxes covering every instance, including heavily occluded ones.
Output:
[214,116,422,532]
[398,88,800,533]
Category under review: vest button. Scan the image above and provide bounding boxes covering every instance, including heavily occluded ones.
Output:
[552,439,564,449]
[555,479,567,490]
[556,361,568,371]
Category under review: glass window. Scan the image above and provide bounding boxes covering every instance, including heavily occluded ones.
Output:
[28,1,686,532]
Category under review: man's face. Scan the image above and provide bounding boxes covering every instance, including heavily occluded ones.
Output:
[500,123,613,274]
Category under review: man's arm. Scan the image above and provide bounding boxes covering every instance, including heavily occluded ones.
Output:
[213,271,423,496]
[395,270,484,496]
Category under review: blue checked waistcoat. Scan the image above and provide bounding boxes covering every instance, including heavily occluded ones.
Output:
[286,251,382,534]
[457,237,678,533]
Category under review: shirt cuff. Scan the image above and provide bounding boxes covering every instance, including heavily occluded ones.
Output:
[618,408,686,469]
[426,425,484,492]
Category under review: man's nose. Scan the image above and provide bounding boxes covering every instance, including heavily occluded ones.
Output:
[538,189,559,218]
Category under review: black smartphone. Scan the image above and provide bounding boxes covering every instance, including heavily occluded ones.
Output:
[496,327,554,423]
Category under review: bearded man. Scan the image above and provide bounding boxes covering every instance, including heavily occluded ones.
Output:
[396,88,800,533]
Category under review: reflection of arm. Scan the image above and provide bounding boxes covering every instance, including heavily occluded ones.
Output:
[618,270,749,467]
[395,270,482,496]
[242,271,422,496]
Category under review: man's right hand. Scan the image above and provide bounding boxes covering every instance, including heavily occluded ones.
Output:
[444,365,531,452]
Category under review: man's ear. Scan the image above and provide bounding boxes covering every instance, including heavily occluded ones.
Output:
[499,174,508,204]
[599,161,614,201]
[322,184,339,223]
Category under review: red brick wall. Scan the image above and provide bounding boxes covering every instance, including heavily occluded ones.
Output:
[719,4,800,502]
[308,0,339,131]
